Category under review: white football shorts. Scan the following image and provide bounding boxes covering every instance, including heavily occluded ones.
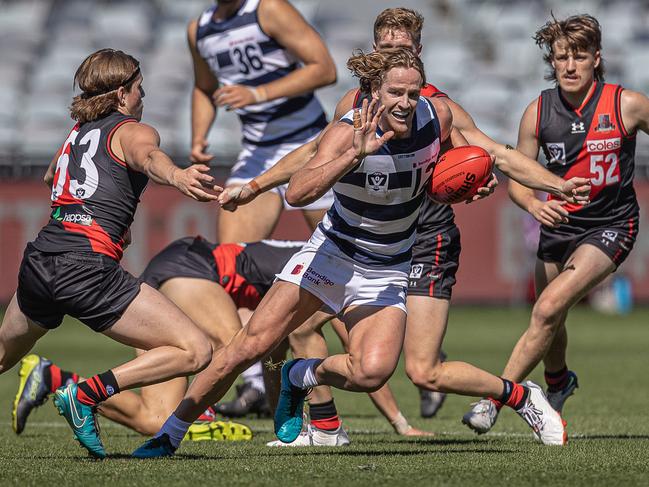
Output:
[276,227,409,315]
[226,138,334,211]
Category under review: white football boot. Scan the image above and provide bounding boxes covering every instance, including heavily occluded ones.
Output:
[462,398,499,434]
[516,381,567,445]
[546,371,579,413]
[266,424,351,447]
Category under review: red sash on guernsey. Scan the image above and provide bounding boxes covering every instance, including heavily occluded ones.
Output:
[212,244,262,309]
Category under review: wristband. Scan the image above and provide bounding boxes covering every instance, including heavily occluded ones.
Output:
[390,412,411,435]
[249,87,268,104]
[248,179,261,195]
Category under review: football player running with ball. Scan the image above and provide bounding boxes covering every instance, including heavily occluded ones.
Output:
[132,48,566,458]
[463,14,647,436]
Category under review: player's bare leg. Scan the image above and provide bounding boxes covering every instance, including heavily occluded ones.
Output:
[313,306,405,392]
[501,244,615,383]
[157,282,323,434]
[218,190,283,242]
[329,316,433,436]
[404,296,505,396]
[97,278,243,434]
[99,283,213,390]
[301,208,327,232]
[0,294,48,374]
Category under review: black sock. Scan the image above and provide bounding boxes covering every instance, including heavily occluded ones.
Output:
[499,379,530,410]
[310,399,341,431]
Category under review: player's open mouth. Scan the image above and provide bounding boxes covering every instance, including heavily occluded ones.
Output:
[391,110,410,122]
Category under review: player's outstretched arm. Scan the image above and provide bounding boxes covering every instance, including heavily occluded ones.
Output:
[187,19,220,164]
[118,122,222,202]
[445,98,590,204]
[213,0,336,110]
[509,100,569,227]
[286,99,393,207]
[219,89,358,210]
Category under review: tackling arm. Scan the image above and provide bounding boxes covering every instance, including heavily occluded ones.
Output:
[445,98,590,202]
[117,123,220,202]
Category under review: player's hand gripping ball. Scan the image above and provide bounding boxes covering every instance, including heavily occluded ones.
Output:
[428,145,494,204]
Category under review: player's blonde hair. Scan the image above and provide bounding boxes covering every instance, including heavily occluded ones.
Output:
[534,14,605,82]
[347,48,425,94]
[70,48,141,123]
[373,8,424,46]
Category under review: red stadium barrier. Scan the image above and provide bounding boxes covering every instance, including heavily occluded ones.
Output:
[0,181,647,304]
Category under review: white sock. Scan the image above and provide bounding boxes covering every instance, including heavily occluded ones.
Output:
[242,362,265,393]
[288,358,322,389]
[156,413,192,449]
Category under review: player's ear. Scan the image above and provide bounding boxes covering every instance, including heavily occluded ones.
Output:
[117,86,127,106]
[371,80,380,100]
[593,50,601,69]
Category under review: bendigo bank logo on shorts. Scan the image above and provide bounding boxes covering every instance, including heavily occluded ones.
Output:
[586,137,621,153]
[291,264,304,275]
[304,266,334,286]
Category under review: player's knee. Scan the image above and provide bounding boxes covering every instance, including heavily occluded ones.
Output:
[532,297,563,328]
[406,362,442,391]
[351,358,392,392]
[187,340,213,374]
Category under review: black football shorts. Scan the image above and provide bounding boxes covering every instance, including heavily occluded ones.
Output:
[408,224,461,300]
[140,236,217,290]
[537,216,638,268]
[17,243,141,332]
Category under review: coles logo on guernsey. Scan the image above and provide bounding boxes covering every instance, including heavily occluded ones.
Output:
[586,137,621,153]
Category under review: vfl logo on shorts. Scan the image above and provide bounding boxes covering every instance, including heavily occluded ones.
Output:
[602,231,618,242]
[367,172,388,191]
[291,264,304,275]
[546,143,566,165]
[410,264,424,279]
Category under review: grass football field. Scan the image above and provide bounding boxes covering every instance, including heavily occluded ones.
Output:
[0,305,647,486]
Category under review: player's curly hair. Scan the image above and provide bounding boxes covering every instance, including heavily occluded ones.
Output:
[534,13,605,82]
[70,48,141,123]
[347,48,426,94]
[373,8,424,46]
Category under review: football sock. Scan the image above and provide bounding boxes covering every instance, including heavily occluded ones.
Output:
[499,379,529,411]
[156,414,192,449]
[44,364,79,393]
[545,366,569,392]
[242,361,266,393]
[288,358,322,389]
[310,399,341,431]
[76,370,120,406]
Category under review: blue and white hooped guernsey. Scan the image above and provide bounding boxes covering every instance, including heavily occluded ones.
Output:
[196,0,327,146]
[319,97,442,266]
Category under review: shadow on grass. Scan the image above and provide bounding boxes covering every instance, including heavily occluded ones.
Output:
[570,434,649,441]
[107,446,517,461]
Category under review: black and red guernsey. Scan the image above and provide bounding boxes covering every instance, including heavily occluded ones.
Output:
[208,240,302,308]
[32,112,148,260]
[537,82,639,229]
[353,83,456,233]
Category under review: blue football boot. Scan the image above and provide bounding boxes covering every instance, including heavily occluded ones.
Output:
[132,434,177,459]
[13,354,52,434]
[274,359,310,443]
[53,383,105,459]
